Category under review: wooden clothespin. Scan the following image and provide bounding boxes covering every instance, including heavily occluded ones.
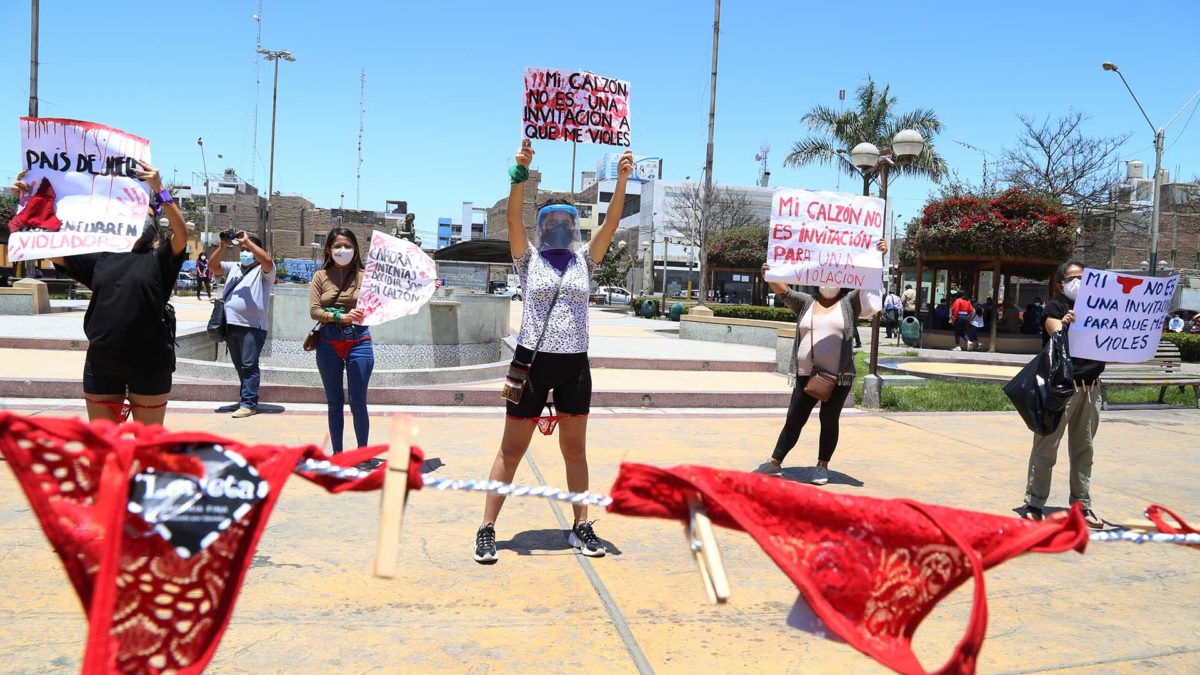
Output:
[685,492,730,604]
[374,414,417,579]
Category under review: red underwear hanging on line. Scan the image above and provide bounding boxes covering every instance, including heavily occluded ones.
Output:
[0,411,420,674]
[607,462,1090,675]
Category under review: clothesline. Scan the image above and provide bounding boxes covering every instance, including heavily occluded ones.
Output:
[292,458,1197,544]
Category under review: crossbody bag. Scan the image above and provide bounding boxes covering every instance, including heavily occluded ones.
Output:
[206,265,255,342]
[502,262,570,404]
[789,297,841,402]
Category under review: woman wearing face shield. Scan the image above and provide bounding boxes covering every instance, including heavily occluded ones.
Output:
[308,227,374,455]
[11,162,188,424]
[1021,261,1105,529]
[752,239,887,485]
[473,140,634,564]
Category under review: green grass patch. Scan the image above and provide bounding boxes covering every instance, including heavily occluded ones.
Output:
[850,350,1198,411]
[1105,385,1197,406]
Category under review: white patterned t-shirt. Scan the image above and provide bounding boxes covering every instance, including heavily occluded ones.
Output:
[515,248,596,354]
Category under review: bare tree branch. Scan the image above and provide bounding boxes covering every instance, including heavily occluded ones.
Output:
[1000,111,1130,209]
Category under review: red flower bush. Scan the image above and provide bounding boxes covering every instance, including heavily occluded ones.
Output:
[901,189,1076,265]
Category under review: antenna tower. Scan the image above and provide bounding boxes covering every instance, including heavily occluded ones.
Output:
[755,143,770,187]
[250,3,263,185]
[356,68,366,209]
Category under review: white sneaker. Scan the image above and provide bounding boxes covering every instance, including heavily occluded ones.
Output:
[951,346,962,352]
[811,465,829,485]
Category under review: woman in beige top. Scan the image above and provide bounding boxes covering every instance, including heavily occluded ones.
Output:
[752,240,886,485]
[308,227,372,454]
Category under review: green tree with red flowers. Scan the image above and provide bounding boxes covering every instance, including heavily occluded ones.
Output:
[900,189,1076,265]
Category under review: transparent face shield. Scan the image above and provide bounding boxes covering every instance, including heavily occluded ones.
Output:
[535,205,582,252]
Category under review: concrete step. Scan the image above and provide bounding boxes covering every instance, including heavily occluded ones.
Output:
[0,376,794,408]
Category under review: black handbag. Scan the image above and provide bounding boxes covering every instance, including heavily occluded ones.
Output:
[1003,330,1075,435]
[206,265,254,342]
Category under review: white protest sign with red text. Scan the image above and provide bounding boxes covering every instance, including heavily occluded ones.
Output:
[1069,268,1178,363]
[357,230,438,327]
[522,67,631,147]
[765,188,886,290]
[9,118,152,261]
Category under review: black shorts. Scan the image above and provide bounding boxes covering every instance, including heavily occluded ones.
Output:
[506,346,591,418]
[83,357,173,397]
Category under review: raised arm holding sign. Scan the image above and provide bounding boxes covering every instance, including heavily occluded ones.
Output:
[9,118,154,261]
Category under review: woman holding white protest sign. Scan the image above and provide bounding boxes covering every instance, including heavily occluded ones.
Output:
[308,227,375,455]
[751,239,887,486]
[1021,260,1105,529]
[12,162,188,425]
[472,140,633,565]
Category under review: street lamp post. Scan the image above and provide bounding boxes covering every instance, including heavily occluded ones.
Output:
[258,48,295,253]
[661,236,671,315]
[28,0,38,118]
[1101,62,1200,277]
[196,138,211,247]
[839,129,926,409]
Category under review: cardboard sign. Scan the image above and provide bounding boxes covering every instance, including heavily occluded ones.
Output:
[523,67,631,147]
[358,230,438,326]
[1069,268,1178,363]
[127,444,268,559]
[765,188,885,290]
[9,118,152,261]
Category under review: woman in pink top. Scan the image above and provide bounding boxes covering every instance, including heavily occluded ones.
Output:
[752,240,886,485]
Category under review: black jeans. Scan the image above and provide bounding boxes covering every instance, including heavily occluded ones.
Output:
[772,377,854,463]
[954,316,970,346]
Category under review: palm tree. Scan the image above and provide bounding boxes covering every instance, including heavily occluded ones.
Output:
[785,77,947,195]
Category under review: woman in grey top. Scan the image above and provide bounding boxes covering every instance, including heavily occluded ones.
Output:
[753,240,886,485]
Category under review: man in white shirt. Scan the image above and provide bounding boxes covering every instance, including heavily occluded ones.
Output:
[210,230,276,418]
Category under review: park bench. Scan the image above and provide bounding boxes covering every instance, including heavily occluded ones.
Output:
[42,278,75,298]
[1100,340,1200,410]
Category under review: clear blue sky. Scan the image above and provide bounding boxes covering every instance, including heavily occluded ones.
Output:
[3,1,1198,246]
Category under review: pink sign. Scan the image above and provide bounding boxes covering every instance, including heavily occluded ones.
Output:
[357,230,437,326]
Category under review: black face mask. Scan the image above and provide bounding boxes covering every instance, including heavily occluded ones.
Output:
[133,223,157,251]
[541,225,574,249]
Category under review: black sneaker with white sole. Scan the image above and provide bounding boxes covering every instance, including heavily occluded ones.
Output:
[474,523,498,564]
[568,520,607,557]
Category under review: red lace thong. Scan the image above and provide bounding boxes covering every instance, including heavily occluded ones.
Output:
[1146,504,1197,535]
[86,398,168,422]
[326,335,371,361]
[0,411,420,674]
[607,463,1089,675]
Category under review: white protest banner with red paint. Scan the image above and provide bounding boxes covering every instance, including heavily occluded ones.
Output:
[8,118,152,261]
[357,230,438,327]
[1069,268,1179,363]
[522,67,631,147]
[765,188,886,290]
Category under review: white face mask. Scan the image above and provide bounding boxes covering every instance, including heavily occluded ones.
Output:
[1062,278,1081,301]
[331,247,355,266]
[818,286,840,299]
